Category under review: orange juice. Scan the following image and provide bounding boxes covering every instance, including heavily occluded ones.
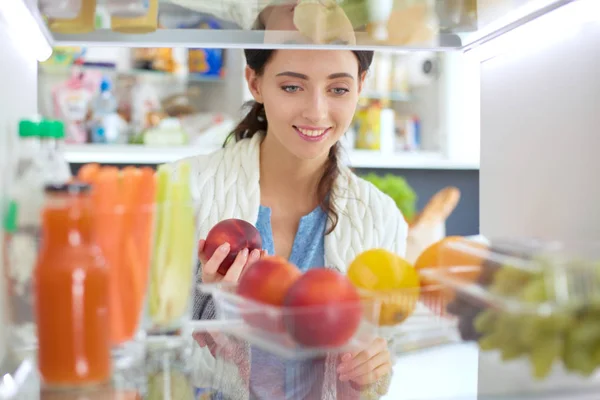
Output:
[35,183,111,387]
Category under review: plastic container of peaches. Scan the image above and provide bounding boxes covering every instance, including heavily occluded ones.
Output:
[417,237,600,397]
[188,282,384,360]
[188,278,466,360]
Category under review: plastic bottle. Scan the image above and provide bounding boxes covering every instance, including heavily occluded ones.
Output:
[90,77,122,144]
[2,119,48,359]
[39,120,72,184]
[39,0,82,19]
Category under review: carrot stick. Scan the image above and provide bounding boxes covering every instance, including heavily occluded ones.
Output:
[123,237,143,337]
[118,167,144,340]
[77,163,100,184]
[93,167,126,345]
[134,167,156,297]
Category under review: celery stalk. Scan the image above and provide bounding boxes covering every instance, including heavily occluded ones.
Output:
[149,165,171,319]
[149,162,195,327]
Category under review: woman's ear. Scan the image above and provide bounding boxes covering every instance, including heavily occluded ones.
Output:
[245,66,264,103]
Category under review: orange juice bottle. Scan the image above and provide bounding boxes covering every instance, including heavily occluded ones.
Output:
[35,183,111,388]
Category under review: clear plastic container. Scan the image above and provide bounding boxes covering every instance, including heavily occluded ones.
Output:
[143,164,197,345]
[190,282,382,360]
[367,284,461,355]
[47,0,97,34]
[110,0,158,34]
[418,237,600,395]
[365,0,440,46]
[39,0,82,19]
[106,0,150,18]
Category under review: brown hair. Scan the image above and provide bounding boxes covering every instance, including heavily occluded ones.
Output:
[227,49,373,234]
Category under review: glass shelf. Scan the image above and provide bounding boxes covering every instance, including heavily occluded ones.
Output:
[2,338,599,399]
[44,0,574,51]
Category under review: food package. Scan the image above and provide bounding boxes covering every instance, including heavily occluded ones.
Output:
[178,17,225,79]
[132,48,179,73]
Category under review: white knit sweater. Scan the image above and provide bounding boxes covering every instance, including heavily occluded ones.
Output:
[172,133,408,399]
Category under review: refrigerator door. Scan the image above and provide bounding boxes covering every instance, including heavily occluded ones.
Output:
[478,0,600,397]
[0,0,46,363]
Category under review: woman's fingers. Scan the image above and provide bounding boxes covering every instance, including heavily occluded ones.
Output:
[339,350,390,383]
[248,249,261,266]
[202,243,231,282]
[197,239,208,265]
[222,248,249,283]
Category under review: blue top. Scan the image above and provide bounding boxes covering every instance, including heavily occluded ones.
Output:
[249,204,328,400]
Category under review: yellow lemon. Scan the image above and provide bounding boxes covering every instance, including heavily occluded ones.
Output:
[348,249,420,326]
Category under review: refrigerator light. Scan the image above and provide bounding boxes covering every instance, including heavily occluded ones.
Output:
[466,0,600,63]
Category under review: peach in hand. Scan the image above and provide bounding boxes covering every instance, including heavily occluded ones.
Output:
[203,218,262,276]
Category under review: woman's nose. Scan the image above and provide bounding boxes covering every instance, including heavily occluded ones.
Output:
[302,92,328,123]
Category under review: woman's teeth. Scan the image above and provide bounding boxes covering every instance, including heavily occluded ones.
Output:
[297,127,327,137]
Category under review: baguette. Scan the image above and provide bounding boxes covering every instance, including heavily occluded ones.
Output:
[411,186,461,228]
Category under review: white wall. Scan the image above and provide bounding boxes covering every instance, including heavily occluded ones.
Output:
[0,19,40,361]
[479,1,600,396]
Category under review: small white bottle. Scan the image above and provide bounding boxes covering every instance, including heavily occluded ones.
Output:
[39,120,72,184]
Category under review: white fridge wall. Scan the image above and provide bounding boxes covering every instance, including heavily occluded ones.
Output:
[0,23,39,360]
[478,3,600,397]
[480,2,600,241]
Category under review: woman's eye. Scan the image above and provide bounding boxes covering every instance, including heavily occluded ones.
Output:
[282,85,301,93]
[332,88,350,95]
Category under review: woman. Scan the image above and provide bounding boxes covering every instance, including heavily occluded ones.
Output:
[173,47,408,400]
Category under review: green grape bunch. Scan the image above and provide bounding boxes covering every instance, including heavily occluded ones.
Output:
[473,254,600,380]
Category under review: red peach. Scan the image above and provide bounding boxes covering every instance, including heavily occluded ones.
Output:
[204,218,262,275]
[236,256,302,333]
[283,268,363,347]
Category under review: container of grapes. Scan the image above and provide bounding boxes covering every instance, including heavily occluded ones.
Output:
[418,237,600,397]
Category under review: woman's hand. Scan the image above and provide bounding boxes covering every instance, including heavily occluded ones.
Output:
[337,337,392,387]
[198,239,264,284]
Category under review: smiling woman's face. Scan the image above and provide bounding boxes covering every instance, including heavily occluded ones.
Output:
[245,50,366,161]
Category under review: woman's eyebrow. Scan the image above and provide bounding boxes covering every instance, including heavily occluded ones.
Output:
[276,71,355,80]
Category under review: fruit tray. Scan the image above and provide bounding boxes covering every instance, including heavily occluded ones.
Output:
[417,237,600,395]
[364,284,462,354]
[189,282,383,360]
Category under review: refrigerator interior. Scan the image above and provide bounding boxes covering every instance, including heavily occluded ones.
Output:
[0,0,599,398]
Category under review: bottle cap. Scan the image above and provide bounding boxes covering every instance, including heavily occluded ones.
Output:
[18,119,40,138]
[44,183,91,195]
[40,120,66,139]
[100,77,111,92]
